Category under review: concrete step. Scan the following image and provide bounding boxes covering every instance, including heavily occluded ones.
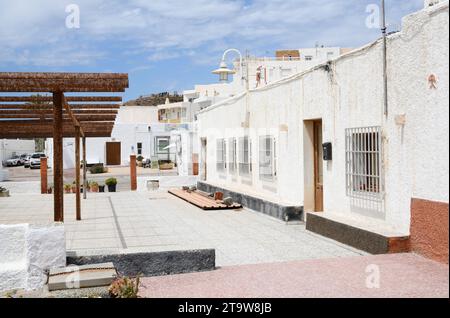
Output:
[48,262,117,291]
[306,212,410,254]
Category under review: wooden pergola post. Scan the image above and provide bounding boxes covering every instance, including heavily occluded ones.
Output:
[83,136,87,200]
[52,92,64,222]
[75,126,81,220]
[130,154,137,191]
[40,157,48,194]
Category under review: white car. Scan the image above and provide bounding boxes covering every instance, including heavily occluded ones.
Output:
[5,155,21,167]
[29,153,47,169]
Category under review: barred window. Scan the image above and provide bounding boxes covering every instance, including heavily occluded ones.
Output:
[259,136,277,180]
[345,127,383,198]
[238,137,252,176]
[228,138,237,174]
[216,139,226,172]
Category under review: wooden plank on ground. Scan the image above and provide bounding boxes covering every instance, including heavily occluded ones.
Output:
[168,189,242,211]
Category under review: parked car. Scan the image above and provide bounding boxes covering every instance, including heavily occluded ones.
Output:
[23,155,31,168]
[5,155,22,167]
[19,154,29,166]
[29,153,47,169]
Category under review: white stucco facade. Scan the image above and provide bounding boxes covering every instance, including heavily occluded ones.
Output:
[197,2,449,234]
[46,105,178,168]
[0,223,66,292]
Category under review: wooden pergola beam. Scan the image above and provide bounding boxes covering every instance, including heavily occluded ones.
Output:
[0,109,118,114]
[0,114,117,121]
[0,104,121,109]
[0,72,128,223]
[0,96,122,102]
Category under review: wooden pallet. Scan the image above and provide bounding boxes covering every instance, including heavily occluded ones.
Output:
[168,189,242,210]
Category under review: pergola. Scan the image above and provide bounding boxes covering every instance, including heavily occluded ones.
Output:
[0,72,128,222]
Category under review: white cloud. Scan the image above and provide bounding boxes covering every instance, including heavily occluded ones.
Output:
[0,0,424,67]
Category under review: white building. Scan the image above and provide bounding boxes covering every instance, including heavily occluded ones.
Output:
[196,2,449,261]
[46,105,179,169]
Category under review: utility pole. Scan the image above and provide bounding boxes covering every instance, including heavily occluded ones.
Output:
[381,0,388,117]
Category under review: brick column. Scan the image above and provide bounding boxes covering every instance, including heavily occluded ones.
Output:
[130,155,137,191]
[40,157,48,194]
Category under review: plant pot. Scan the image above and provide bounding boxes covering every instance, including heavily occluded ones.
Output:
[47,188,53,194]
[91,186,99,193]
[71,186,77,193]
[99,185,105,193]
[107,184,117,192]
[0,191,10,197]
[64,189,71,194]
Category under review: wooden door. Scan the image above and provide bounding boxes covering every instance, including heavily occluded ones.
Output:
[106,142,121,166]
[314,121,324,212]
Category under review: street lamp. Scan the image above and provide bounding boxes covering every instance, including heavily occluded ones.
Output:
[212,48,244,83]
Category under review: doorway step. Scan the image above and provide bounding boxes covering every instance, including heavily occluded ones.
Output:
[306,212,410,254]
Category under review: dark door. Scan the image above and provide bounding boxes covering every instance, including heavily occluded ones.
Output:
[314,121,324,212]
[106,142,121,165]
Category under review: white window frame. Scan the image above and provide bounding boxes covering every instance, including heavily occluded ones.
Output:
[238,136,252,176]
[258,136,277,180]
[216,139,226,172]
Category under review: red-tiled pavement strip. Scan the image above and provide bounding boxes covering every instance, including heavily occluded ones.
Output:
[139,253,449,298]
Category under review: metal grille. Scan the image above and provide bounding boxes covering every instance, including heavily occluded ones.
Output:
[216,139,226,172]
[345,126,384,206]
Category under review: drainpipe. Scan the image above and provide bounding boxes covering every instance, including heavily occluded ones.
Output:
[381,0,388,118]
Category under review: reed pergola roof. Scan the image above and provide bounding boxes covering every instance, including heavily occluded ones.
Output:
[0,72,129,222]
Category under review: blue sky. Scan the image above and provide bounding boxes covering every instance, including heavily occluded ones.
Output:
[0,0,423,101]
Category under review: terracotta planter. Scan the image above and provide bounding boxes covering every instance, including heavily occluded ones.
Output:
[64,188,71,194]
[91,186,99,193]
[71,186,77,193]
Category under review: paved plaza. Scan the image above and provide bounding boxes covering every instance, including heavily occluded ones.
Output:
[0,176,364,266]
[139,253,449,298]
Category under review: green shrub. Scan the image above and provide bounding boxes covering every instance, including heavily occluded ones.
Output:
[89,164,106,174]
[105,177,117,186]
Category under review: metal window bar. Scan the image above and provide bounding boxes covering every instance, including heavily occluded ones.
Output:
[345,126,383,203]
[216,139,226,172]
[239,137,251,176]
[228,138,237,174]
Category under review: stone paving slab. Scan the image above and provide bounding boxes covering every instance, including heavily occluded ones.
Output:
[0,178,365,266]
[138,253,449,298]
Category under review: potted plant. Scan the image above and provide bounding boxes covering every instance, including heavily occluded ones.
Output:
[90,181,99,192]
[47,185,53,194]
[0,186,10,197]
[99,184,106,192]
[105,177,118,192]
[137,155,144,167]
[71,181,77,193]
[64,184,72,194]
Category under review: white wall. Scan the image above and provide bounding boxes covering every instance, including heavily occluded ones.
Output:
[197,2,449,233]
[0,223,66,292]
[0,139,35,161]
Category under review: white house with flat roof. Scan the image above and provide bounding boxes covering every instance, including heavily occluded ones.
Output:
[196,2,449,261]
